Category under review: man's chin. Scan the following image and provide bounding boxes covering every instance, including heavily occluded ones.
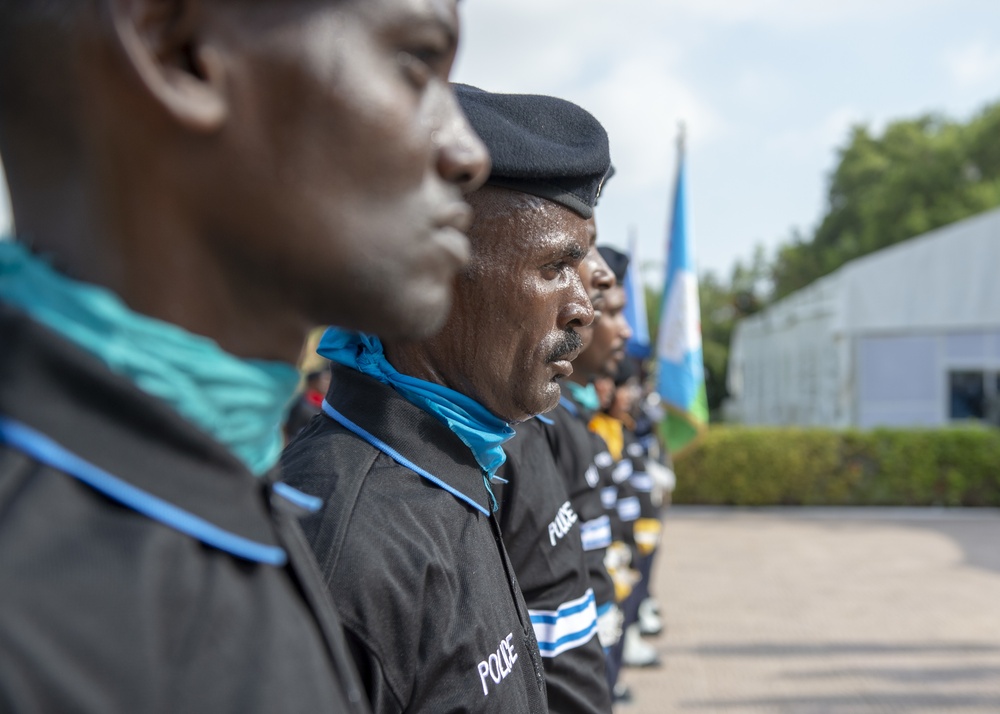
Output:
[534,383,562,415]
[508,384,560,424]
[603,355,626,377]
[366,290,452,341]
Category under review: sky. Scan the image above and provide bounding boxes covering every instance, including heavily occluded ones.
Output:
[451,0,1000,286]
[2,1,1000,286]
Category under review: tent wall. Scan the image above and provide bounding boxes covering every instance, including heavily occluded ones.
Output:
[727,207,1000,429]
[857,329,1000,428]
[726,274,848,426]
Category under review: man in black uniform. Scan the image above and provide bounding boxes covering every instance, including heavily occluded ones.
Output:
[282,85,613,713]
[0,1,487,711]
[546,247,637,699]
[496,252,617,711]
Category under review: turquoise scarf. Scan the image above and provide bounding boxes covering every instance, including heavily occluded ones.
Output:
[318,328,515,510]
[0,241,300,476]
[567,381,601,411]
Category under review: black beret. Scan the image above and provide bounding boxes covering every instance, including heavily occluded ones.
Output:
[454,84,612,219]
[597,245,629,284]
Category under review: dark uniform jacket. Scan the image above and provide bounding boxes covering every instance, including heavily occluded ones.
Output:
[622,430,658,522]
[0,305,368,713]
[545,396,616,610]
[281,365,548,714]
[495,417,613,714]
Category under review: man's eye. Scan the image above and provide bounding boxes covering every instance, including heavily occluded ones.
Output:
[397,51,435,86]
[543,262,569,279]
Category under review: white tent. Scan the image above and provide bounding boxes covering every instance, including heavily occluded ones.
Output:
[726,207,1000,428]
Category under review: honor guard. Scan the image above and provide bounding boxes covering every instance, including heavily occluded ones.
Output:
[281,85,619,713]
[497,222,619,714]
[551,248,642,700]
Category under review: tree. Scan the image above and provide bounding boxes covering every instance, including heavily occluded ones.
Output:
[771,101,1000,299]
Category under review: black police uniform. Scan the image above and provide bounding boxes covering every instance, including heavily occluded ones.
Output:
[495,417,613,714]
[545,395,616,613]
[281,364,548,714]
[623,430,659,523]
[0,305,368,713]
[621,428,661,611]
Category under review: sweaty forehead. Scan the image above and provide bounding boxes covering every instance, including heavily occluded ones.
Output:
[469,187,584,249]
[378,0,459,25]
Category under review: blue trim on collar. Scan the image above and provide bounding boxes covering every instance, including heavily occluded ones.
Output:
[321,400,490,517]
[273,482,323,513]
[558,396,579,416]
[0,416,288,566]
[535,414,555,425]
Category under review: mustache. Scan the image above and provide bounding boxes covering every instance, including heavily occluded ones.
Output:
[546,329,583,362]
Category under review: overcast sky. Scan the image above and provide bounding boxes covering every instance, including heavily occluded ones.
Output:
[3,1,999,285]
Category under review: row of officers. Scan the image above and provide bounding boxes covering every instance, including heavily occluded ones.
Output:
[280,85,677,713]
[0,11,674,711]
[286,261,675,712]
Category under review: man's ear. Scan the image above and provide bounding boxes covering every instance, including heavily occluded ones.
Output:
[108,0,227,132]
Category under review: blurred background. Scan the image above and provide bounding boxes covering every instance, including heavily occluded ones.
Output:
[450,3,1000,711]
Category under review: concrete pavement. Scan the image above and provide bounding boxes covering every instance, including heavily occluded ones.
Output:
[618,507,1000,714]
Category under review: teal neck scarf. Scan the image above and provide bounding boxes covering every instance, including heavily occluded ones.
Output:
[0,241,300,476]
[318,328,515,511]
[567,381,601,411]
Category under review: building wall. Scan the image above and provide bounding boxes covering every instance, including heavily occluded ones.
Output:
[856,329,1000,428]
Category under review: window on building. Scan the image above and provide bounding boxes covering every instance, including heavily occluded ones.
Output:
[949,370,1000,426]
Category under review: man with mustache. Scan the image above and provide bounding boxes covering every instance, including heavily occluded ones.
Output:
[544,246,637,701]
[281,84,611,713]
[0,0,487,710]
[587,248,661,678]
[493,242,618,714]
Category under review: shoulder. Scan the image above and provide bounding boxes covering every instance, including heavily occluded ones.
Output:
[0,452,327,710]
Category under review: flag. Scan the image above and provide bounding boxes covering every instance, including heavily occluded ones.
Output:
[656,128,708,454]
[623,230,651,359]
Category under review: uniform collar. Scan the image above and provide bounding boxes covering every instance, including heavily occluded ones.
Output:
[323,363,493,515]
[0,304,285,562]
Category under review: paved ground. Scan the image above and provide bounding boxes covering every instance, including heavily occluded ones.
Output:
[618,507,1000,714]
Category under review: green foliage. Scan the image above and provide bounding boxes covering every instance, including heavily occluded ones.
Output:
[772,101,1000,299]
[673,426,1000,506]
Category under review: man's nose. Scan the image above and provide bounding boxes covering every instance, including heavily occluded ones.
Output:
[562,276,595,330]
[435,88,491,193]
[587,249,614,293]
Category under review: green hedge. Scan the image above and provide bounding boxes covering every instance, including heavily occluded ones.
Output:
[672,426,1000,506]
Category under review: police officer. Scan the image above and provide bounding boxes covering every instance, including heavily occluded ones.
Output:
[281,85,617,713]
[495,233,618,711]
[587,247,663,673]
[0,1,488,710]
[548,247,640,700]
